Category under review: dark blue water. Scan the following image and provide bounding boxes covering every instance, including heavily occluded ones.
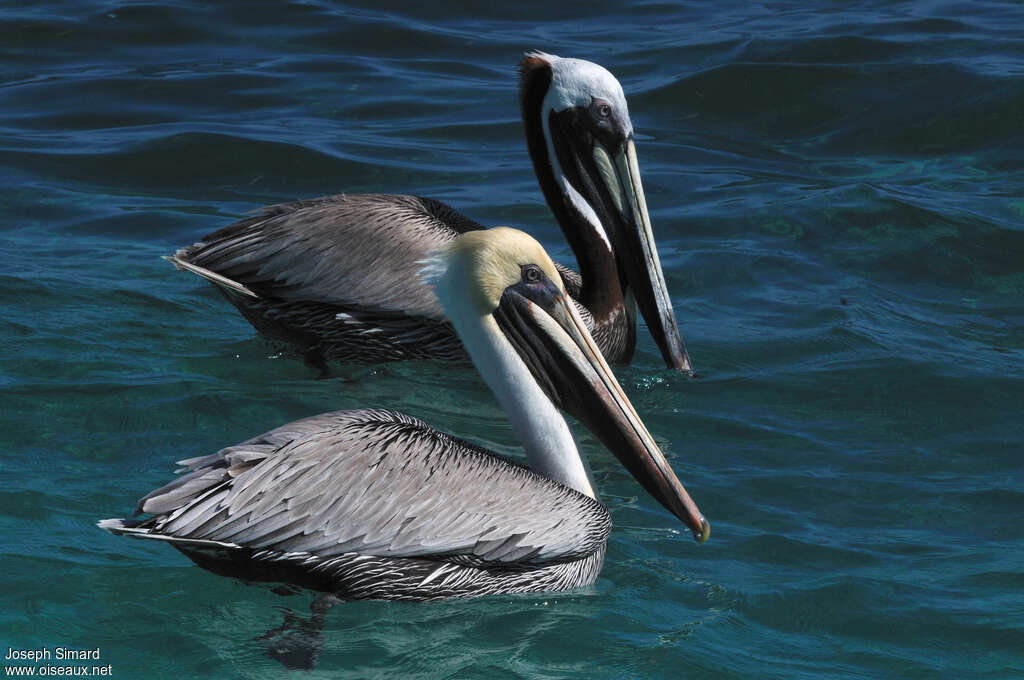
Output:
[2,1,1023,677]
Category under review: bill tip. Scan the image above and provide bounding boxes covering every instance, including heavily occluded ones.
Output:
[694,516,710,544]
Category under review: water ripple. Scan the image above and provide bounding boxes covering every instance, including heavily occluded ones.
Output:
[2,1,1023,678]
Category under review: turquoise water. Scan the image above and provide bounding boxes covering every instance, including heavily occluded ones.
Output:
[2,1,1023,677]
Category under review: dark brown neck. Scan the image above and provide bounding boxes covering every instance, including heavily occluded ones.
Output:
[518,56,625,325]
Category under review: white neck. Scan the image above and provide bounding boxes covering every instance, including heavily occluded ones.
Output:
[430,261,595,498]
[471,315,596,498]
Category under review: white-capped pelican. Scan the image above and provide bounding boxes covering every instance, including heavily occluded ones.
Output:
[102,228,707,666]
[167,52,692,372]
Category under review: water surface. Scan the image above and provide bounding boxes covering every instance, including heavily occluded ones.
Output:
[2,1,1023,678]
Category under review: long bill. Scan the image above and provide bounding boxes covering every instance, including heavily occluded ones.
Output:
[545,105,692,372]
[591,137,692,373]
[494,279,709,543]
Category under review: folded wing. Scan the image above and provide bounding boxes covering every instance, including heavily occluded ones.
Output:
[136,409,610,568]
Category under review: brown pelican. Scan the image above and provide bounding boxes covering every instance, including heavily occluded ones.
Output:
[100,228,707,666]
[167,52,692,372]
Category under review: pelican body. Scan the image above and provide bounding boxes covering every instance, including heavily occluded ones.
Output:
[100,229,708,604]
[168,53,691,371]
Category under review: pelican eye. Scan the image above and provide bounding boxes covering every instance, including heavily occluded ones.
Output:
[521,264,543,284]
[591,98,612,119]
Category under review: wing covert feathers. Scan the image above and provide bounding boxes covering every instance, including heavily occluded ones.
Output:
[114,410,610,569]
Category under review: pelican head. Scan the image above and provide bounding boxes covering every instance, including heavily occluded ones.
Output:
[423,228,708,543]
[519,51,691,373]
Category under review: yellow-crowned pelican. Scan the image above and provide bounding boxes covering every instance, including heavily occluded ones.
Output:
[167,52,692,372]
[101,228,707,666]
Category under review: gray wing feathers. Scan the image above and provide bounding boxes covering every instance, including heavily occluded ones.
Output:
[138,412,348,515]
[177,193,582,323]
[178,195,483,319]
[136,468,229,515]
[142,409,609,567]
[162,256,258,298]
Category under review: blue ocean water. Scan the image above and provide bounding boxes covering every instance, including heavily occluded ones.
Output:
[2,1,1023,677]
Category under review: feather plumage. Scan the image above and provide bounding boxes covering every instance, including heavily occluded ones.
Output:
[172,194,623,364]
[100,409,611,600]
